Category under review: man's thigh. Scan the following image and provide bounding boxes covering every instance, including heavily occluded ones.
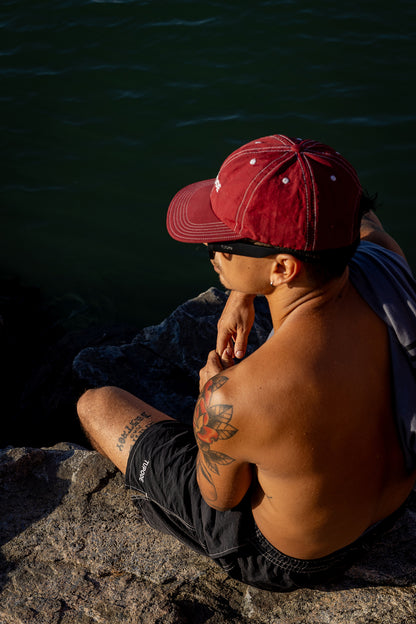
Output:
[77,386,174,473]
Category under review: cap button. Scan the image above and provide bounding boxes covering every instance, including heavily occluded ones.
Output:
[291,143,303,153]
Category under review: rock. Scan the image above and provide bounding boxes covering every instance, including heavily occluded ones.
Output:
[1,443,416,624]
[73,288,273,425]
[2,287,416,623]
[17,323,140,448]
[0,275,140,449]
[3,287,271,447]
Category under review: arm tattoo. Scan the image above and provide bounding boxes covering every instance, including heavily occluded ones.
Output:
[193,375,238,501]
[116,411,153,452]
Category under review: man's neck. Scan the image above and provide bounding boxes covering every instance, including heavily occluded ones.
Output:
[266,269,351,331]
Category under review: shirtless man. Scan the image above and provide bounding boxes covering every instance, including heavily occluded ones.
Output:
[77,135,416,590]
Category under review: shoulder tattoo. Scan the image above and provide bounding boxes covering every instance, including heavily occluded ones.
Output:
[193,375,238,501]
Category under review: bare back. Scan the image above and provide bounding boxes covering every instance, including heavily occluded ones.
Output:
[195,278,415,559]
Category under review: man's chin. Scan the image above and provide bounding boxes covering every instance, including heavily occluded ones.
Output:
[218,275,229,289]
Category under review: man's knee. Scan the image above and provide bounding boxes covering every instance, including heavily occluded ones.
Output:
[77,387,118,455]
[77,386,115,430]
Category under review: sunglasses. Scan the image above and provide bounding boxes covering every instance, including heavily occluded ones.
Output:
[207,240,282,260]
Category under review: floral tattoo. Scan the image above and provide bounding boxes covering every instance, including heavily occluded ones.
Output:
[193,375,237,501]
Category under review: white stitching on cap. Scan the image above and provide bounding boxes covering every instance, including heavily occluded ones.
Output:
[297,156,313,250]
[321,152,361,188]
[318,152,362,242]
[235,153,293,232]
[168,180,237,241]
[224,146,289,168]
[271,135,295,146]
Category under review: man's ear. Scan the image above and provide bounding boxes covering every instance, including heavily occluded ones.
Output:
[269,254,303,286]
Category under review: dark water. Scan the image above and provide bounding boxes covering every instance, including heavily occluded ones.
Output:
[2,0,416,330]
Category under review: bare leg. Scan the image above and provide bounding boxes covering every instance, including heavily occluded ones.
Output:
[77,386,174,474]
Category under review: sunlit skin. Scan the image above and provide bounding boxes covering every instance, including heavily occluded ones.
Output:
[78,210,416,559]
[195,212,416,557]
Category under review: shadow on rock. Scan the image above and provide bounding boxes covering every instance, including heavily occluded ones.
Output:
[0,445,416,624]
[0,445,73,593]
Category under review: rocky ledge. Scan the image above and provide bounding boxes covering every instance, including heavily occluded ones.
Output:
[1,444,416,624]
[1,289,416,623]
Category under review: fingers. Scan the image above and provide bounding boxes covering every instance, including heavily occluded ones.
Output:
[207,349,222,369]
[217,323,249,360]
[217,330,246,360]
[216,291,256,360]
[199,350,224,393]
[220,347,235,368]
[198,348,237,393]
[216,323,234,358]
[233,330,248,360]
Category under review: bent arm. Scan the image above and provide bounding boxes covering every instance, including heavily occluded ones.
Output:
[360,210,406,259]
[193,374,252,510]
[196,448,253,511]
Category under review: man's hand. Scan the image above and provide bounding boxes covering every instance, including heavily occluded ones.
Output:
[199,350,234,393]
[216,291,256,363]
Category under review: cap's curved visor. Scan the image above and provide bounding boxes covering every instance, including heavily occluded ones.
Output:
[166,179,240,243]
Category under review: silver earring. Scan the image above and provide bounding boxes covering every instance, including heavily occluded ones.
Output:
[270,281,274,286]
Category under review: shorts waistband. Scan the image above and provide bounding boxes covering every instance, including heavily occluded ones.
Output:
[250,497,410,574]
[250,527,357,573]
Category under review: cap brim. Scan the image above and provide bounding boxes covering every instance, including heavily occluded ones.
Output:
[166,179,240,243]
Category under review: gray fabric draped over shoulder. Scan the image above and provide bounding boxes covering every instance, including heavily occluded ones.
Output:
[349,241,416,472]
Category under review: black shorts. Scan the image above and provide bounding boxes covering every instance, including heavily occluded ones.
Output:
[125,420,407,592]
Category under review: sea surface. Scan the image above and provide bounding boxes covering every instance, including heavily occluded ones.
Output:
[1,0,415,330]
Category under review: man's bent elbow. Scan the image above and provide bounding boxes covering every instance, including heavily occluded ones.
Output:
[204,499,236,512]
[201,491,246,512]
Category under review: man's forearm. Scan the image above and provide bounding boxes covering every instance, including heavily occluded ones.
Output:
[360,210,384,238]
[360,210,406,259]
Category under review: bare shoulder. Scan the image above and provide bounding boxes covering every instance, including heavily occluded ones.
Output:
[200,344,298,456]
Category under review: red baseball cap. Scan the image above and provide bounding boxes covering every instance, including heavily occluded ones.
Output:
[166,134,362,252]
